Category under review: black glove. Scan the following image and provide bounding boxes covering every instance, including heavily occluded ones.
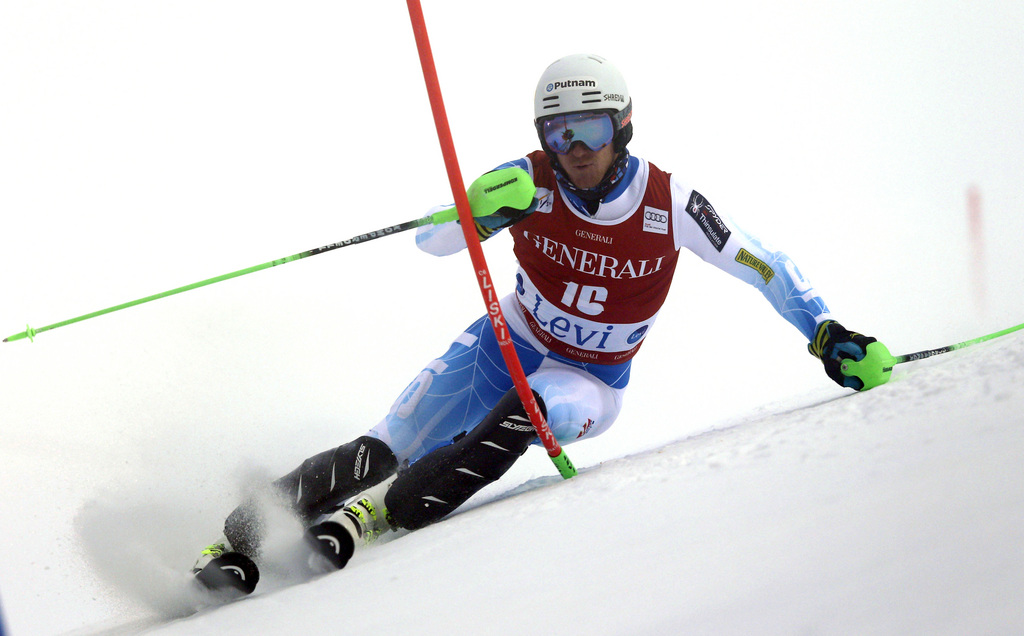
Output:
[472,197,539,240]
[808,320,886,391]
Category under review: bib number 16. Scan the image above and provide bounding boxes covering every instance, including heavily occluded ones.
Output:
[560,282,607,316]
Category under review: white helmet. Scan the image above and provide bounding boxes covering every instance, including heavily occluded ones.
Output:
[534,54,632,152]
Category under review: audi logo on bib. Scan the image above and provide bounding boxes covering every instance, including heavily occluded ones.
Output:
[642,206,669,235]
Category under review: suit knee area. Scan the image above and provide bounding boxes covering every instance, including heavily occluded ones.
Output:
[385,388,541,530]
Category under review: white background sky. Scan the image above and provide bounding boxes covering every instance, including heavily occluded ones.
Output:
[1,3,1023,632]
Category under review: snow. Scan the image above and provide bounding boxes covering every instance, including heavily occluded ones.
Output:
[2,2,1024,635]
[21,338,1024,636]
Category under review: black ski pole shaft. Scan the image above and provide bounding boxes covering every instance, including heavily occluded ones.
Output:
[5,215,434,343]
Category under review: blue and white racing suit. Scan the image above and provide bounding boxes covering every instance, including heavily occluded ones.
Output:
[369,151,831,465]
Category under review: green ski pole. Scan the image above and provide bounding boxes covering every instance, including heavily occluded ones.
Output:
[838,320,1024,389]
[4,210,465,344]
[888,320,1024,366]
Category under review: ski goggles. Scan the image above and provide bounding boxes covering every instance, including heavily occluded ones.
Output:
[539,111,615,155]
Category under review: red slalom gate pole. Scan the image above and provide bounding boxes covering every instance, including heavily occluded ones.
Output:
[405,0,576,479]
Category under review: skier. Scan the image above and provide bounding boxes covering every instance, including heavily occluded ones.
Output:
[191,53,891,594]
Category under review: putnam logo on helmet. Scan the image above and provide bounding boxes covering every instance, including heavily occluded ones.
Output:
[546,77,598,93]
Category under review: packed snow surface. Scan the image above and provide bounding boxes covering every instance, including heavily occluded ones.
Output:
[8,333,1024,636]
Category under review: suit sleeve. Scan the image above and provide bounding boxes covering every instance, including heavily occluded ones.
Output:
[415,205,469,256]
[670,176,832,340]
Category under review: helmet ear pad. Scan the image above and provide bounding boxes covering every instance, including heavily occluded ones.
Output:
[610,97,632,153]
[613,121,632,153]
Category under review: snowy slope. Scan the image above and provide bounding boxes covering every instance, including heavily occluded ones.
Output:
[21,334,1019,635]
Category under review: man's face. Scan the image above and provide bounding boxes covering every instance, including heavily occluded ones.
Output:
[555,142,616,191]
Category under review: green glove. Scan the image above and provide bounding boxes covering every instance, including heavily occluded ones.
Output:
[808,320,893,391]
[468,167,538,240]
[428,167,538,240]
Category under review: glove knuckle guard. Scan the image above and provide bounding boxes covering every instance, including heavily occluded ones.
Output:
[467,167,538,240]
[810,320,888,391]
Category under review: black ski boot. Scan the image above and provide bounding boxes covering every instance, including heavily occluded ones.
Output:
[191,541,260,597]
